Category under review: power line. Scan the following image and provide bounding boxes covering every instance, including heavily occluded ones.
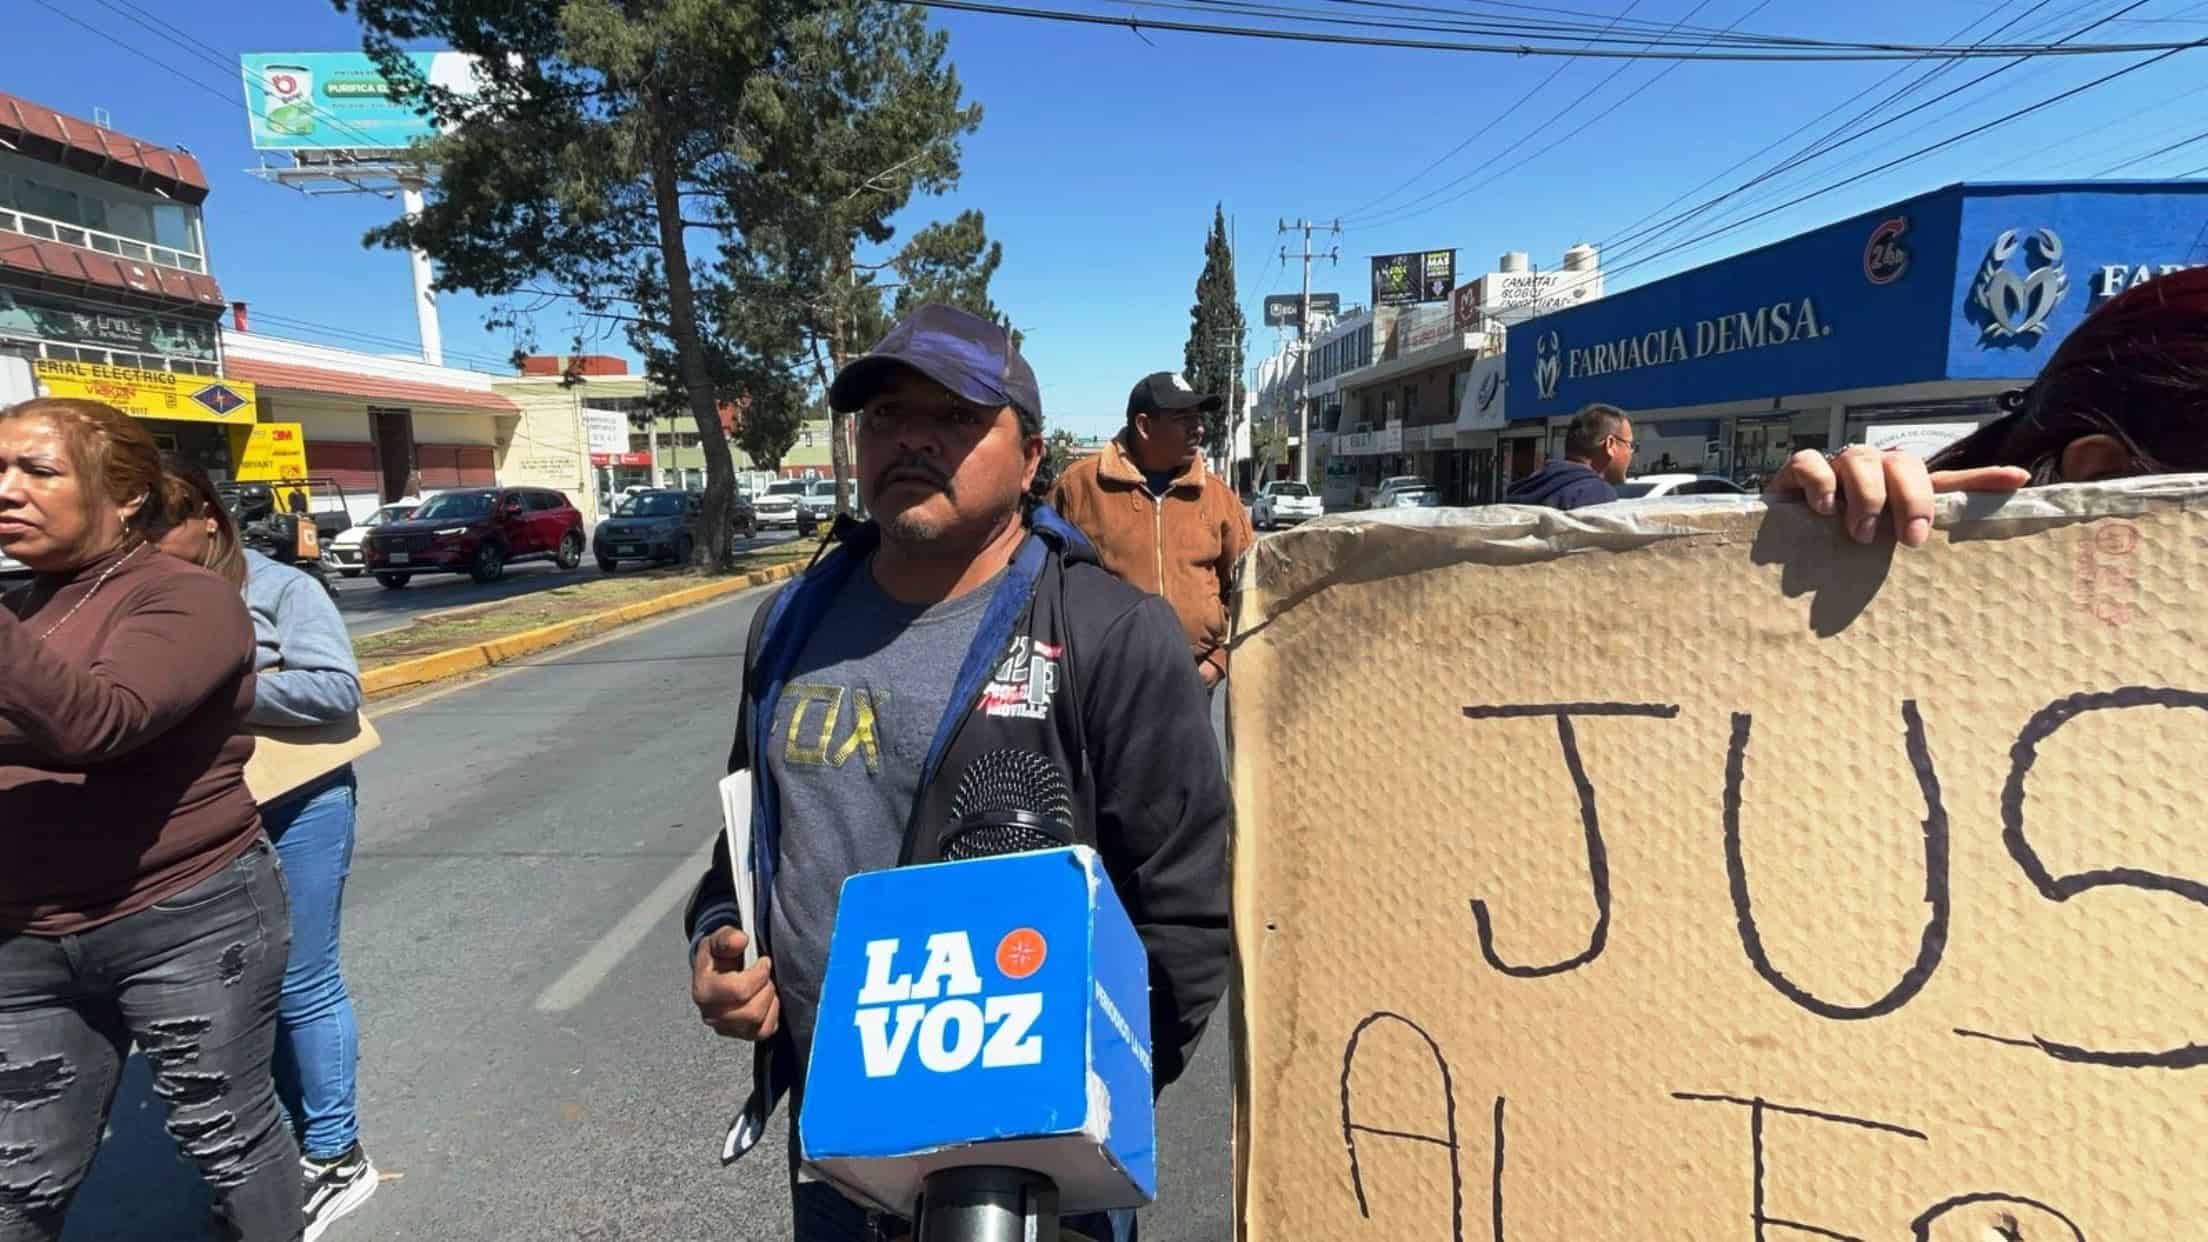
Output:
[1350,0,1778,230]
[2089,125,2208,175]
[1336,0,1653,222]
[907,0,2203,57]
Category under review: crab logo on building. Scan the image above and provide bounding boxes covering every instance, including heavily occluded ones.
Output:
[1971,228,2068,343]
[1534,331,1561,400]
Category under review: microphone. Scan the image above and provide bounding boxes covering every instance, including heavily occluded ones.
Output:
[800,750,1156,1240]
[940,749,1075,860]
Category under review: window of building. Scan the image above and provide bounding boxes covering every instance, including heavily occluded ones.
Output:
[0,154,207,274]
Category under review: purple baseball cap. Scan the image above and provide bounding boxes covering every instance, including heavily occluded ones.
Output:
[828,303,1042,423]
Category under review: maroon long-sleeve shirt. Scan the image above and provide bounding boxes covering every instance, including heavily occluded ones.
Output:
[0,542,261,934]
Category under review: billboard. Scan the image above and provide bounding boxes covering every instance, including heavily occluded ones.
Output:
[240,51,483,152]
[1370,250,1456,307]
[1262,293,1342,328]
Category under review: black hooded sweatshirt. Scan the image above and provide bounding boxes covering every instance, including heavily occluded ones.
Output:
[682,506,1231,1163]
[1505,458,1620,510]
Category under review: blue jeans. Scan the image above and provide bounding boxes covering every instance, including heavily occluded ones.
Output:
[263,769,361,1161]
[0,837,301,1241]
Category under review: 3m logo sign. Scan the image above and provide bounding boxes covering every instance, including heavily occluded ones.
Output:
[854,930,1045,1078]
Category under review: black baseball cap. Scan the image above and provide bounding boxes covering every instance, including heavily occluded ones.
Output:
[828,304,1042,423]
[1127,372,1223,419]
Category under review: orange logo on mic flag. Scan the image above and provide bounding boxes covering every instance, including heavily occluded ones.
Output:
[996,928,1047,980]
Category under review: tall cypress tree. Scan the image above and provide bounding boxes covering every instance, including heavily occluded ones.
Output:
[1183,205,1247,453]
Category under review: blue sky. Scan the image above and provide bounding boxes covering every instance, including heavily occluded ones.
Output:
[9,0,2206,436]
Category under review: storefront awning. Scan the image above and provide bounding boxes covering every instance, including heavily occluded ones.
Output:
[224,357,520,415]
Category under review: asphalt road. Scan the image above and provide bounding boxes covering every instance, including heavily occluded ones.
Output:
[334,530,807,637]
[67,581,1234,1242]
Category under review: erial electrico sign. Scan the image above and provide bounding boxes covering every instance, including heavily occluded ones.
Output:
[240,52,485,152]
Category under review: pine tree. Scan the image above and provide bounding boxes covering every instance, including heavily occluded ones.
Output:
[1183,205,1247,453]
[340,0,1005,554]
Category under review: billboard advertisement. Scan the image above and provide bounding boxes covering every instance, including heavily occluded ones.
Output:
[1370,250,1456,307]
[240,51,483,152]
[1262,293,1342,328]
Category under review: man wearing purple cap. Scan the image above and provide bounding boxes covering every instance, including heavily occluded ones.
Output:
[682,305,1230,1242]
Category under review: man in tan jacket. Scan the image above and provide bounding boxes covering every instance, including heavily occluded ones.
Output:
[1052,371,1255,689]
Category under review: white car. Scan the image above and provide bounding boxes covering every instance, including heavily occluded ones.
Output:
[1614,474,1750,500]
[1252,481,1323,530]
[753,479,807,530]
[1365,476,1429,510]
[323,499,424,577]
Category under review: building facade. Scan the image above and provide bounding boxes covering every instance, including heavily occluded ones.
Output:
[1504,182,2208,486]
[0,92,243,478]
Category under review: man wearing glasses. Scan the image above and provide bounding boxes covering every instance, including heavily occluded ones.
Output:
[1506,402,1637,511]
[1052,372,1254,692]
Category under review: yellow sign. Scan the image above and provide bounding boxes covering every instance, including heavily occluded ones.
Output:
[33,359,258,426]
[231,422,309,482]
[230,422,312,516]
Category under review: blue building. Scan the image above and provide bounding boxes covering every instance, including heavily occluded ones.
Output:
[1497,182,2208,486]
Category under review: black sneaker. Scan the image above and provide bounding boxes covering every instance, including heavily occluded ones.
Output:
[301,1142,378,1242]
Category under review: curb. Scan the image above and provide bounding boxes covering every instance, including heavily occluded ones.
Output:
[360,560,805,698]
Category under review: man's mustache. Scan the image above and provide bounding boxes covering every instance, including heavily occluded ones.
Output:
[874,454,953,497]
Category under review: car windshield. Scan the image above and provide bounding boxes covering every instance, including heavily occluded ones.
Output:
[1614,483,1658,499]
[413,491,494,520]
[620,494,686,517]
[364,506,413,527]
[1269,483,1311,498]
[1407,491,1444,507]
[766,481,806,496]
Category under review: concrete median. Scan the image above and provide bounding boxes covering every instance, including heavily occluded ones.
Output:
[360,561,805,698]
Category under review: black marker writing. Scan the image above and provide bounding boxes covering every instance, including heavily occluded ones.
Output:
[1964,686,2208,1069]
[1909,1192,2087,1241]
[1340,1011,1464,1241]
[1674,1092,1927,1241]
[1462,702,1680,977]
[1724,702,1952,1020]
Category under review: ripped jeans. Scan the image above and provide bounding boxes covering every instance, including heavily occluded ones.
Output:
[0,836,303,1242]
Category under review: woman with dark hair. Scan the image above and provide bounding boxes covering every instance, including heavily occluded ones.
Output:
[151,452,248,588]
[1773,266,2208,534]
[156,456,378,1239]
[0,399,302,1240]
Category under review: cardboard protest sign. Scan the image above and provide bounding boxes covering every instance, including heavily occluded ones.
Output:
[1229,479,2208,1241]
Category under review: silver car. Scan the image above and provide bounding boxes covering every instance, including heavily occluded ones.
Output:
[753,479,807,530]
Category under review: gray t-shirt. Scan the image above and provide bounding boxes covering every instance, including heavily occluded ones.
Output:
[767,559,1001,1070]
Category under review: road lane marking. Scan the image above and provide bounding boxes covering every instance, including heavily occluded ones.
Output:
[533,834,718,1013]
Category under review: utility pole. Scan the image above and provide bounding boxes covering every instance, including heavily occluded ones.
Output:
[1279,218,1340,486]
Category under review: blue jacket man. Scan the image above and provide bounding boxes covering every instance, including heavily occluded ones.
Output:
[1505,403,1636,510]
[684,305,1230,1242]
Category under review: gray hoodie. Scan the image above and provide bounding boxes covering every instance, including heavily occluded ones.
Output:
[242,549,362,728]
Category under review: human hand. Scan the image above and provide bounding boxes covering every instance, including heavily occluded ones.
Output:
[1767,446,2029,548]
[690,928,779,1041]
[1198,661,1224,690]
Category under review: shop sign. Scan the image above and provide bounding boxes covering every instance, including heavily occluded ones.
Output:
[1401,305,1457,354]
[0,290,219,363]
[1863,217,1910,285]
[1968,228,2067,343]
[1373,426,1404,455]
[33,360,258,426]
[1263,293,1342,328]
[2091,262,2202,303]
[592,450,651,467]
[230,422,309,481]
[1556,298,1834,391]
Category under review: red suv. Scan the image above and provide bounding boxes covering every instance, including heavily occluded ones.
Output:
[362,487,585,589]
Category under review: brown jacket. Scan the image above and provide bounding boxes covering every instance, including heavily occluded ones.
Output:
[1052,438,1254,681]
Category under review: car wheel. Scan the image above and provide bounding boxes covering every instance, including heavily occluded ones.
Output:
[376,573,411,590]
[471,542,507,584]
[596,554,619,573]
[340,569,362,579]
[556,530,584,570]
